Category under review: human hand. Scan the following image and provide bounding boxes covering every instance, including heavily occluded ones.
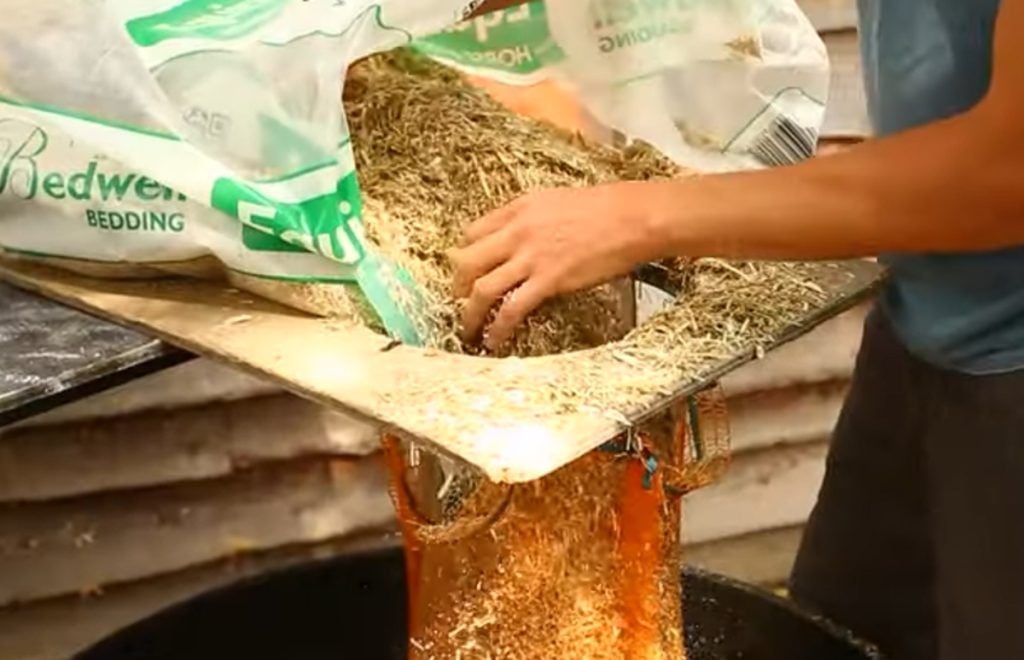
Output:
[450,181,669,350]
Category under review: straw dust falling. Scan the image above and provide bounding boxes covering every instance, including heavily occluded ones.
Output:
[398,440,686,660]
[384,391,732,660]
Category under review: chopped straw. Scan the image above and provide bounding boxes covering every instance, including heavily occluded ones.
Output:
[342,49,832,439]
[346,51,679,357]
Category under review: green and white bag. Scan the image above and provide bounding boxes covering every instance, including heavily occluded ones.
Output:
[416,0,830,171]
[0,0,829,344]
[0,0,481,344]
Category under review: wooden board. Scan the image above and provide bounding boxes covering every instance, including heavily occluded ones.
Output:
[0,532,399,660]
[0,259,883,483]
[726,380,848,453]
[685,526,804,588]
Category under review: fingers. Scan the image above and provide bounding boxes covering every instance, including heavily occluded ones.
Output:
[484,277,552,351]
[454,193,552,349]
[450,228,515,298]
[460,259,530,343]
[462,198,522,246]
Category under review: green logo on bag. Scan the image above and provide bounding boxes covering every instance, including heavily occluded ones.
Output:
[414,1,563,77]
[126,0,289,47]
[212,173,366,266]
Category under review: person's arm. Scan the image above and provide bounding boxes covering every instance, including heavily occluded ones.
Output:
[453,1,1024,349]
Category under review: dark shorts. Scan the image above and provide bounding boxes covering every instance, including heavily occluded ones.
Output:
[790,310,1024,660]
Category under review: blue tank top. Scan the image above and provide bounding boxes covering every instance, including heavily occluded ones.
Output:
[858,0,1024,374]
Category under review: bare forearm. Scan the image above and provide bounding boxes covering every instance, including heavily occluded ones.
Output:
[649,104,1024,261]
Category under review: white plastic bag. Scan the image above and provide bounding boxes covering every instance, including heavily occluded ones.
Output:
[0,0,475,342]
[0,0,829,342]
[418,0,831,172]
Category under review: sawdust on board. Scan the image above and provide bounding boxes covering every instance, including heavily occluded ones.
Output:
[376,259,832,448]
[340,50,833,474]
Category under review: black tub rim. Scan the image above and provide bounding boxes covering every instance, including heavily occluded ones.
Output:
[76,546,883,660]
[682,565,882,659]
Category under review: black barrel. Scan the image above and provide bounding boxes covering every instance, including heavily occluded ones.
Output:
[78,547,880,660]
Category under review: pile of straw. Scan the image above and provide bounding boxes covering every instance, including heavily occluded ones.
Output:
[346,51,680,356]
[343,49,832,433]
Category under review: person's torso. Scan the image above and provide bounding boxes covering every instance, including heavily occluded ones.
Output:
[857,0,1024,374]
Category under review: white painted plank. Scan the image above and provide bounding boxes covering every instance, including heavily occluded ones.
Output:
[0,256,882,485]
[0,457,394,606]
[797,0,858,32]
[822,30,872,138]
[685,525,804,587]
[722,303,866,396]
[728,381,847,453]
[683,442,828,545]
[0,395,378,502]
[12,360,280,429]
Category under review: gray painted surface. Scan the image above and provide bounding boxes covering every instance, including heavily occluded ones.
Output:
[0,283,187,427]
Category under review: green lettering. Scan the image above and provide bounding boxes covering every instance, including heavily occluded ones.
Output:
[506,3,531,22]
[97,172,136,201]
[68,162,97,201]
[41,172,66,199]
[135,176,163,201]
[0,121,46,200]
[474,10,505,42]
